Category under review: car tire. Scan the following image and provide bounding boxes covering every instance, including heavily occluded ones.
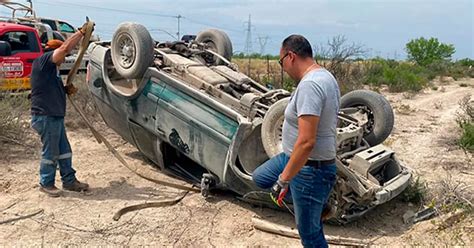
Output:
[340,90,394,146]
[111,22,154,79]
[261,97,289,158]
[195,29,232,65]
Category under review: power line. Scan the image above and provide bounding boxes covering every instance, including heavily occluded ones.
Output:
[182,16,243,34]
[35,0,178,18]
[34,1,244,39]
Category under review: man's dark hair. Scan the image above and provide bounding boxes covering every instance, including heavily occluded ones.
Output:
[282,34,313,58]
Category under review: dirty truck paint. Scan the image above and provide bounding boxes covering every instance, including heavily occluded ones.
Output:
[144,81,239,140]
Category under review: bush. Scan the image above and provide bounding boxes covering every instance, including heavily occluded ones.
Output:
[459,122,474,152]
[401,176,427,204]
[456,58,474,67]
[456,95,474,152]
[0,91,34,146]
[314,35,368,94]
[406,37,455,66]
[363,60,428,92]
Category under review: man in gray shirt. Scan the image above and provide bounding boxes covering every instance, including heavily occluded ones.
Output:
[253,35,340,248]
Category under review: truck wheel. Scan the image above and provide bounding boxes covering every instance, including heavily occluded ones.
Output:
[340,90,394,146]
[111,22,154,79]
[195,29,232,65]
[261,98,289,158]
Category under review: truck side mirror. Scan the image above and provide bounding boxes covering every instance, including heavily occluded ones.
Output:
[0,41,12,56]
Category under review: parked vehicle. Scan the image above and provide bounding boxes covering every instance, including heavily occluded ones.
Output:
[0,21,42,91]
[0,1,90,74]
[87,22,412,224]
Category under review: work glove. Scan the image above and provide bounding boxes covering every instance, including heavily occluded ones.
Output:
[65,84,78,95]
[270,175,289,207]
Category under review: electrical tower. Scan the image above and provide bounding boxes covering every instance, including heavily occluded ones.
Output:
[244,15,253,55]
[257,36,270,55]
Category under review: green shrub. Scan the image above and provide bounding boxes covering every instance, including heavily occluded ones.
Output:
[459,122,474,152]
[363,60,428,92]
[406,37,455,66]
[401,176,427,204]
[456,95,474,152]
[456,58,474,67]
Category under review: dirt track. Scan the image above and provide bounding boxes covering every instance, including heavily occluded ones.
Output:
[0,79,473,246]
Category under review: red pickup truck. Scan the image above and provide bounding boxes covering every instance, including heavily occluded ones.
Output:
[0,21,43,91]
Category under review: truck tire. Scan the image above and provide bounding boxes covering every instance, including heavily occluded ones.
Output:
[195,29,232,65]
[340,90,394,146]
[261,98,289,158]
[111,22,154,79]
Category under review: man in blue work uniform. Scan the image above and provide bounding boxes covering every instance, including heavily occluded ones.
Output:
[30,22,91,197]
[253,35,340,247]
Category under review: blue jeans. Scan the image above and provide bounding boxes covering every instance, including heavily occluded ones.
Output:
[252,153,337,248]
[31,115,76,187]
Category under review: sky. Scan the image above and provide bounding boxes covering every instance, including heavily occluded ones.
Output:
[1,0,473,59]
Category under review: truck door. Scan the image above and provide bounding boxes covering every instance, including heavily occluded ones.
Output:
[0,29,42,90]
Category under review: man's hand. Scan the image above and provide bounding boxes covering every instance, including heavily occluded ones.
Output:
[65,84,78,95]
[270,175,289,207]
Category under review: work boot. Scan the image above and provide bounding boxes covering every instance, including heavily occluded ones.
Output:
[39,185,62,197]
[63,179,89,192]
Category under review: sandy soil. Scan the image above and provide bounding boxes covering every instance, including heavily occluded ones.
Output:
[0,79,473,247]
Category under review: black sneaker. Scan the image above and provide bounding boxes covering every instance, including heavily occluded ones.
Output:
[63,180,89,192]
[39,185,62,197]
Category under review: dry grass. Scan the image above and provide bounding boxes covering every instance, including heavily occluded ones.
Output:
[232,58,366,93]
[431,174,473,214]
[0,90,37,148]
[395,104,416,115]
[64,73,103,130]
[0,73,101,151]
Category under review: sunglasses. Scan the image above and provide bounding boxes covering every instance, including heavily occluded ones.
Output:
[278,52,290,66]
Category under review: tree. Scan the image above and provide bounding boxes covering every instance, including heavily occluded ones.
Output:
[405,37,455,66]
[314,35,368,93]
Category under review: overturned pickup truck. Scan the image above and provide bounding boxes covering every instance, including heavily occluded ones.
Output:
[86,22,412,224]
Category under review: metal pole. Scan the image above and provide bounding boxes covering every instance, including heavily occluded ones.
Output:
[247,55,251,76]
[177,15,182,41]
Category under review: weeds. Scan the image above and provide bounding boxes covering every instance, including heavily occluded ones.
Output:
[433,174,473,213]
[455,95,474,153]
[233,54,472,95]
[401,176,427,205]
[64,74,103,130]
[362,60,429,92]
[0,91,34,147]
[395,104,415,115]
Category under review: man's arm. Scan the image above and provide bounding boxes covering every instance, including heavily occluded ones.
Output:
[280,115,320,181]
[51,31,84,64]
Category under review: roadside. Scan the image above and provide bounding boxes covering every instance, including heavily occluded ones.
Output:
[0,79,472,246]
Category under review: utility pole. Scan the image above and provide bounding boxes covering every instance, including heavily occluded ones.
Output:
[257,36,270,55]
[176,14,182,41]
[244,14,254,76]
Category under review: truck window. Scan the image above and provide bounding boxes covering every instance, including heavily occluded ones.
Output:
[58,22,75,33]
[41,19,57,30]
[0,31,40,54]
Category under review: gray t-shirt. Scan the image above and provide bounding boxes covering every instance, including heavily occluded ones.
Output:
[282,68,340,160]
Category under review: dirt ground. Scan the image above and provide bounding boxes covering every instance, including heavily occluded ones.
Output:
[1,78,473,247]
